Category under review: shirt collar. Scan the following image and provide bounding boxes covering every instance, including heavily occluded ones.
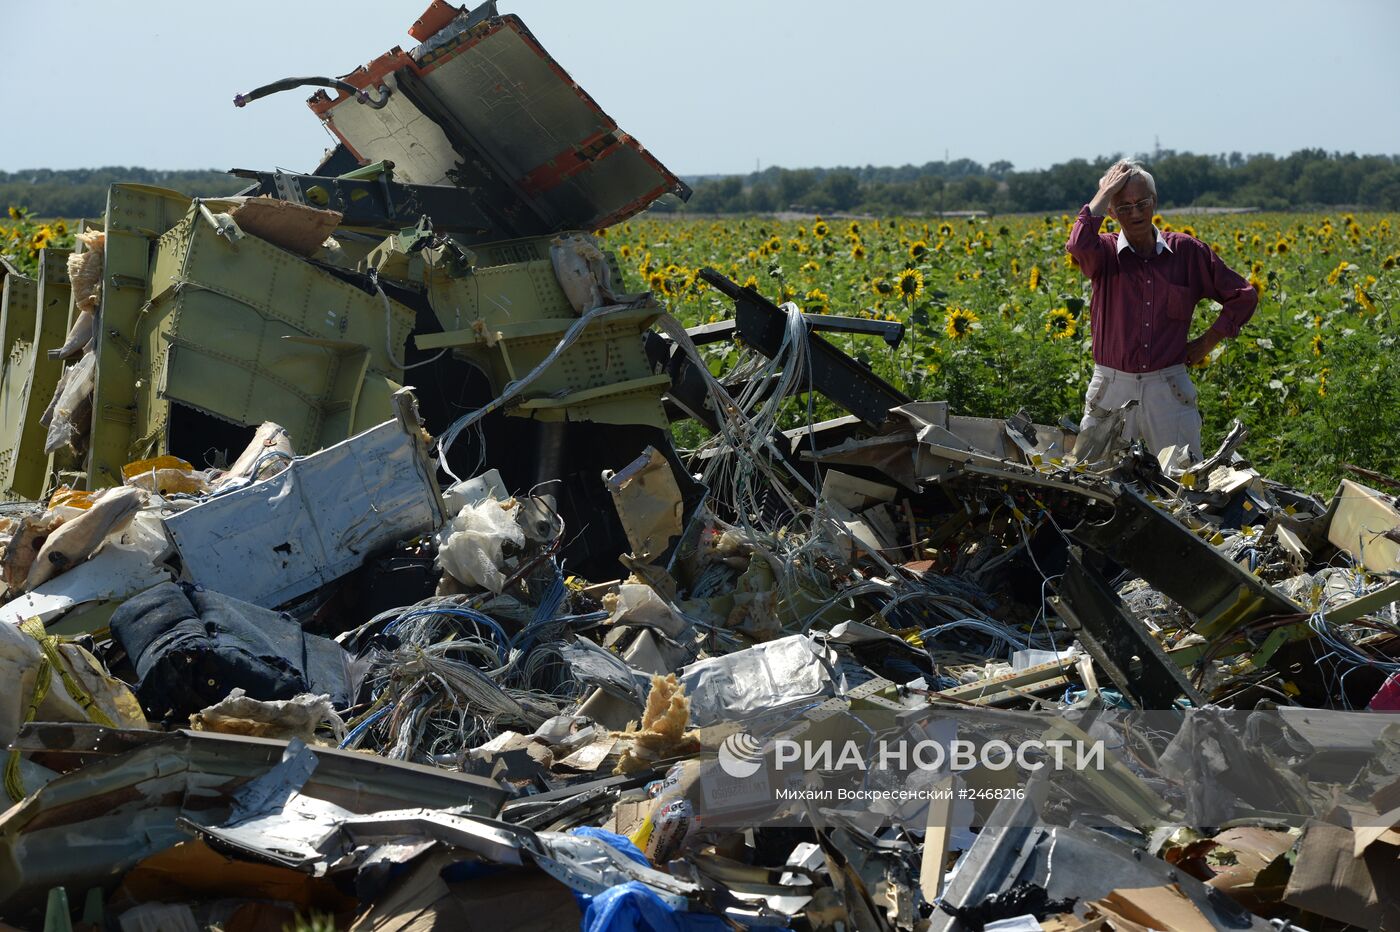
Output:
[1116,226,1172,255]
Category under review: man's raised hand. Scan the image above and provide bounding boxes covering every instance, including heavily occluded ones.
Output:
[1090,162,1133,216]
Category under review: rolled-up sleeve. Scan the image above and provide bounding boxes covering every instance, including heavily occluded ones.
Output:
[1066,205,1109,277]
[1202,248,1258,339]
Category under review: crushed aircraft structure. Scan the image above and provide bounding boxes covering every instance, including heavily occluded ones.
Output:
[2,3,1400,930]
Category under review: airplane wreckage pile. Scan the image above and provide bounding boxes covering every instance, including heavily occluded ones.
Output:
[3,5,1400,931]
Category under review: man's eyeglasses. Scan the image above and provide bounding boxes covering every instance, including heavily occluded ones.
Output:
[1114,197,1154,216]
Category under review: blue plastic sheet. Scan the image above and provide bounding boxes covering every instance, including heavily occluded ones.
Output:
[581,881,732,932]
[563,829,746,931]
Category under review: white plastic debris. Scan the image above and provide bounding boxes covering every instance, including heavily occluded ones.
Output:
[26,486,147,590]
[42,351,97,455]
[441,468,509,517]
[437,498,526,593]
[679,635,838,727]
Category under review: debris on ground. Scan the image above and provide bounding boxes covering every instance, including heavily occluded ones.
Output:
[2,3,1399,930]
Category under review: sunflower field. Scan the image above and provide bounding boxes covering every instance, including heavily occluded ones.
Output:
[5,205,1397,494]
[1,207,73,277]
[602,211,1400,494]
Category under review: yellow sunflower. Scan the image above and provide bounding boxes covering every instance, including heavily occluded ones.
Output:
[1045,307,1076,339]
[1356,285,1377,314]
[804,288,830,313]
[812,220,829,239]
[1027,265,1041,291]
[1310,333,1324,356]
[1275,239,1289,255]
[871,277,894,297]
[908,240,929,262]
[896,268,924,300]
[851,243,866,260]
[944,307,979,340]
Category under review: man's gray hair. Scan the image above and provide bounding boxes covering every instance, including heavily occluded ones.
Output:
[1101,158,1157,196]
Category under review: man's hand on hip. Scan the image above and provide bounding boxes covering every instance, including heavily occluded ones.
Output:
[1185,333,1221,366]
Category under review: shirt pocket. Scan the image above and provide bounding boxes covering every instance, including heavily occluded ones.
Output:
[1163,282,1199,322]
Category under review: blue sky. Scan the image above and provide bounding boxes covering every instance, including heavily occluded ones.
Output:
[3,0,1397,175]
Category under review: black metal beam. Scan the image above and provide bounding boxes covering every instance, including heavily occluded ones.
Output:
[1050,546,1206,709]
[1070,485,1301,639]
[698,269,911,428]
[229,168,522,242]
[683,314,904,350]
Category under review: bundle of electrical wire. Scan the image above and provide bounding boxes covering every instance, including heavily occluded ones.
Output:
[339,593,605,760]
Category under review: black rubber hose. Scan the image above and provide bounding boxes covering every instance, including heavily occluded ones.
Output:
[234,76,391,109]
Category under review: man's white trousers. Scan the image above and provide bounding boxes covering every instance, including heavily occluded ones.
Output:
[1079,363,1203,459]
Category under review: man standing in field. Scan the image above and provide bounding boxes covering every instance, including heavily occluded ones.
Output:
[1066,159,1257,459]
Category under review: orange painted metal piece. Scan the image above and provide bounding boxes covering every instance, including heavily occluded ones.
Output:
[409,0,460,42]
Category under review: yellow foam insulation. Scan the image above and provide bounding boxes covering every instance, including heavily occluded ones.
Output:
[613,673,697,774]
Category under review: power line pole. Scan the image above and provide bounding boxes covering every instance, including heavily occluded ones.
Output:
[940,147,948,217]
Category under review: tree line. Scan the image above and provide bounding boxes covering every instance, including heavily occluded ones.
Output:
[4,150,1399,218]
[660,149,1400,215]
[0,168,245,218]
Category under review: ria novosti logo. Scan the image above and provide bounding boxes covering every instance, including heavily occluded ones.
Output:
[718,731,765,778]
[717,730,1105,778]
